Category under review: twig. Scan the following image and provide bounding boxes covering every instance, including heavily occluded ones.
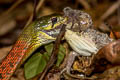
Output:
[39,24,66,80]
[117,0,120,25]
[32,0,38,21]
[36,0,44,12]
[25,0,45,27]
[3,0,24,15]
[100,0,120,21]
[77,0,91,10]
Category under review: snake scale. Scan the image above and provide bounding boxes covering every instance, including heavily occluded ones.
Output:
[0,14,68,80]
[0,7,93,80]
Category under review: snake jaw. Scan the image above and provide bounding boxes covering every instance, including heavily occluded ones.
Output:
[41,25,62,38]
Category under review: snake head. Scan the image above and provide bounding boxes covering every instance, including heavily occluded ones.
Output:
[34,14,67,38]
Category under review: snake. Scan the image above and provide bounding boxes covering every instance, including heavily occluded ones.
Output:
[0,14,68,80]
[0,7,94,80]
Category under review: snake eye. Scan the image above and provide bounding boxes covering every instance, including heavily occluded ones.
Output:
[51,17,57,27]
[51,17,57,23]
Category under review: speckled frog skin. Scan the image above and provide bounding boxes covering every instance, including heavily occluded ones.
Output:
[64,7,112,56]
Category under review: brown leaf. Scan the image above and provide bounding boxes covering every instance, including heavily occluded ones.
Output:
[110,31,120,39]
[96,40,120,65]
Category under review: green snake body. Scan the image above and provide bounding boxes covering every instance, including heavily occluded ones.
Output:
[0,14,67,80]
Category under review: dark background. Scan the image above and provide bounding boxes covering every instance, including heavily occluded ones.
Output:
[0,0,119,79]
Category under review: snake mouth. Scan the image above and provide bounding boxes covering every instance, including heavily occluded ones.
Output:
[42,24,63,38]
